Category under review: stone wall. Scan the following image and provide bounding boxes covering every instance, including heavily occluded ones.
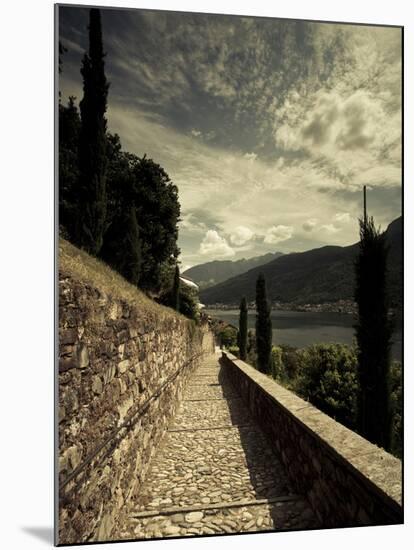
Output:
[221,351,402,528]
[58,272,214,544]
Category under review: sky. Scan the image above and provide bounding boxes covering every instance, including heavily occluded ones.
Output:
[58,6,402,271]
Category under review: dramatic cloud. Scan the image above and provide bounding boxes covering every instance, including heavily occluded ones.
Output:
[58,7,402,267]
[199,230,235,258]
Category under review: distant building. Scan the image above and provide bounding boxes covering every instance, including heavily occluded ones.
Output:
[179,275,199,291]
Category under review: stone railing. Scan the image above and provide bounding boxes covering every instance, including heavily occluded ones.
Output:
[58,272,214,544]
[221,351,402,528]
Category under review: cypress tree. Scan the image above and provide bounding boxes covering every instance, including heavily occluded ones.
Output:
[172,265,180,311]
[355,214,393,449]
[255,273,273,374]
[120,206,142,286]
[77,8,109,255]
[239,296,248,361]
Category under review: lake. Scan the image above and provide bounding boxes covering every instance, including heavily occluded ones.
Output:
[205,309,402,361]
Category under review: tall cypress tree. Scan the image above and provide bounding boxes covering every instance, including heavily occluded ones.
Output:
[355,214,393,449]
[255,274,272,374]
[77,8,109,255]
[120,206,142,286]
[172,265,180,311]
[239,296,248,361]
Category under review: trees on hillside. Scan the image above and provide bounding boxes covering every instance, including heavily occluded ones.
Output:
[76,8,109,255]
[255,274,272,374]
[354,215,393,449]
[239,296,248,361]
[58,9,181,299]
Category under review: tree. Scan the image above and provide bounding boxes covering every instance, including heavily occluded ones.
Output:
[255,273,272,374]
[296,343,358,429]
[59,97,81,237]
[239,296,248,361]
[172,265,180,311]
[354,214,393,449]
[76,8,109,255]
[131,156,180,292]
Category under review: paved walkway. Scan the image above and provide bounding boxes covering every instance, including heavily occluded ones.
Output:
[124,351,319,539]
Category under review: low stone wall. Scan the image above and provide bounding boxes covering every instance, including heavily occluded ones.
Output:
[221,351,402,528]
[58,272,214,544]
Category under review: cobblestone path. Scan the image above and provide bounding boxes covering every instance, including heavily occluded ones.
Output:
[123,351,319,539]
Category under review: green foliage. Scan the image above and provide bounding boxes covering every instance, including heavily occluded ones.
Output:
[131,156,180,292]
[279,344,300,382]
[295,343,358,428]
[355,215,393,449]
[247,329,256,366]
[177,285,199,320]
[59,97,81,237]
[228,345,240,356]
[255,273,272,374]
[217,325,238,348]
[99,144,180,294]
[271,346,284,380]
[157,271,198,321]
[239,296,248,361]
[76,8,109,255]
[172,265,180,311]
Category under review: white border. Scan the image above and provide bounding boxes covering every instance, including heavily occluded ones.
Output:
[1,1,412,549]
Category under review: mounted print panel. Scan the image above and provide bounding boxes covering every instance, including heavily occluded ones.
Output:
[56,3,403,545]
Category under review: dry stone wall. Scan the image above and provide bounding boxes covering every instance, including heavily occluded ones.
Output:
[58,272,214,544]
[221,351,402,528]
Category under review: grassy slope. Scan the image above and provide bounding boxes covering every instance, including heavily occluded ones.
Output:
[59,238,186,322]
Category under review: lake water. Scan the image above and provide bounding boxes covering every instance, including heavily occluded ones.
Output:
[205,309,402,361]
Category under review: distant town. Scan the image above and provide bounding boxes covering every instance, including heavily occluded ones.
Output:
[205,299,358,315]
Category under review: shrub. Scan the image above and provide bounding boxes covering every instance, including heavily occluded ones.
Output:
[295,343,358,429]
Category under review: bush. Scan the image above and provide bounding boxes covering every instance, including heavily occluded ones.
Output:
[217,325,238,348]
[228,345,240,356]
[295,343,358,429]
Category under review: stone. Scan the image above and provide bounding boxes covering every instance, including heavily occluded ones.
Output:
[103,364,116,385]
[97,513,114,540]
[76,343,89,369]
[164,525,181,536]
[117,359,130,374]
[185,511,204,523]
[61,328,78,345]
[119,378,127,395]
[92,376,103,395]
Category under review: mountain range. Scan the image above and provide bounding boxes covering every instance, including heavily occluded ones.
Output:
[199,217,402,309]
[183,252,283,289]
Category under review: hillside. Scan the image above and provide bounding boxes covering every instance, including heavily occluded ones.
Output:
[200,217,402,309]
[59,238,185,321]
[183,252,283,289]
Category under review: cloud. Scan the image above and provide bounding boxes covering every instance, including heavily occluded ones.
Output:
[230,226,254,246]
[333,212,351,224]
[199,230,235,258]
[302,219,317,232]
[264,225,293,244]
[321,224,340,234]
[58,9,402,269]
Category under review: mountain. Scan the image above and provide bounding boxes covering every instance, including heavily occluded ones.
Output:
[200,217,402,309]
[183,252,283,289]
